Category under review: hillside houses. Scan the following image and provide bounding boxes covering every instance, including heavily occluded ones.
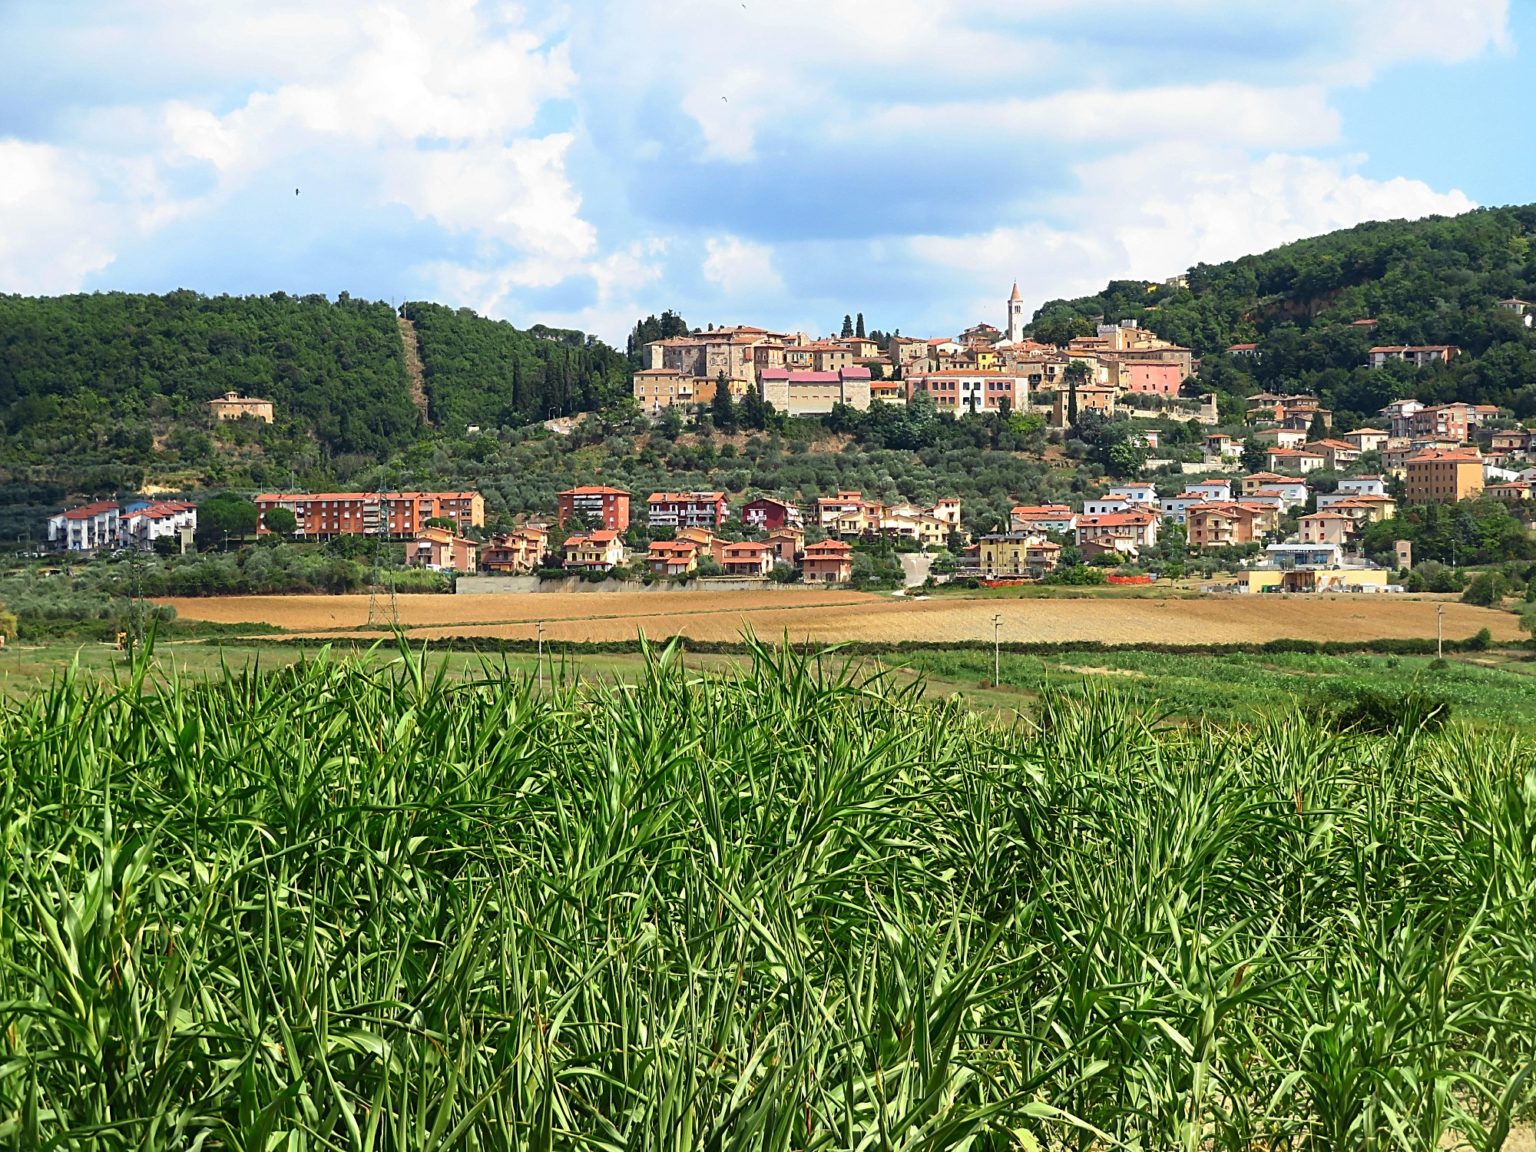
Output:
[631,285,1213,427]
[47,499,196,553]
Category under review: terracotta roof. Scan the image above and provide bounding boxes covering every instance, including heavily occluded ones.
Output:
[62,500,119,521]
[560,486,631,497]
[915,370,1022,379]
[649,491,725,504]
[1406,450,1483,463]
[1078,511,1156,527]
[647,541,698,559]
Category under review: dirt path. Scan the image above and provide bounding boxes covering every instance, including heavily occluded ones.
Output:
[396,315,430,426]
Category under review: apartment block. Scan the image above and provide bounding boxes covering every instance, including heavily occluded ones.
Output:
[801,539,854,583]
[1404,450,1484,504]
[648,491,729,530]
[482,527,549,574]
[558,486,631,531]
[742,496,804,531]
[255,491,484,538]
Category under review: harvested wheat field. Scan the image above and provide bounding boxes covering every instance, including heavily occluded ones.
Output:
[158,590,1525,646]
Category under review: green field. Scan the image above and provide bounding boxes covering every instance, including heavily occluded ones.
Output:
[892,648,1536,730]
[3,640,1536,1148]
[8,637,1536,730]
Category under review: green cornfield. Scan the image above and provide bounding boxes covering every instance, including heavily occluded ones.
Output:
[2,639,1535,1150]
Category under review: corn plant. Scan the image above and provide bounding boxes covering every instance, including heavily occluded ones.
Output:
[1,637,1533,1149]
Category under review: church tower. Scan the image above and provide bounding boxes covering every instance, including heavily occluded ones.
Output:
[1006,282,1025,344]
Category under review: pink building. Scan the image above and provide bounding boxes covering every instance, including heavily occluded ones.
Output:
[1120,361,1184,395]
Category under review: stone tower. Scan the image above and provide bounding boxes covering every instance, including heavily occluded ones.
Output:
[1006,281,1026,344]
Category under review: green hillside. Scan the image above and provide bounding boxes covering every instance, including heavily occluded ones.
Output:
[0,291,417,492]
[402,301,632,430]
[0,293,631,536]
[1030,204,1536,423]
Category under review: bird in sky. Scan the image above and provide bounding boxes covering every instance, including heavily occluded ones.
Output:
[295,188,300,196]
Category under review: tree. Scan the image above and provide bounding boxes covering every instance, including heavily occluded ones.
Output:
[740,383,769,431]
[841,314,854,339]
[1240,438,1268,474]
[264,507,298,538]
[198,494,258,551]
[711,372,738,433]
[855,313,866,339]
[0,600,16,642]
[1065,359,1089,427]
[1461,571,1507,607]
[625,310,689,364]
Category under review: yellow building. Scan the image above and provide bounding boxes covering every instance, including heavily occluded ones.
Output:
[979,533,1060,577]
[1404,450,1483,504]
[208,391,274,423]
[563,530,629,571]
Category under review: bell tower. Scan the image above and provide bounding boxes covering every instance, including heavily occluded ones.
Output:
[1006,281,1025,344]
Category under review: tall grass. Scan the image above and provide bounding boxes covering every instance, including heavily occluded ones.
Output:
[1,638,1534,1149]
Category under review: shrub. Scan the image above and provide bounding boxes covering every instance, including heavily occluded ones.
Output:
[1326,686,1452,734]
[1461,572,1507,607]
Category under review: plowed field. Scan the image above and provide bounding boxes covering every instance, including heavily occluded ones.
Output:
[156,591,1524,646]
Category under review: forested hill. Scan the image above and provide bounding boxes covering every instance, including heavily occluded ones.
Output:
[0,291,630,513]
[1030,204,1536,422]
[401,301,631,430]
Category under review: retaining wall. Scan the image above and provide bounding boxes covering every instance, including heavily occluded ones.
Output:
[457,576,782,595]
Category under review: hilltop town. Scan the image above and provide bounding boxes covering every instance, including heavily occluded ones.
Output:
[39,283,1536,610]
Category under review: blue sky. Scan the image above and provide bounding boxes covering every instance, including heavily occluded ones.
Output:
[0,0,1524,343]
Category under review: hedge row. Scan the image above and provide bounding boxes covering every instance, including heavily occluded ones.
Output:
[215,630,1508,659]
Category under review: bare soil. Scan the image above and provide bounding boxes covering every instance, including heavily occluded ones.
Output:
[157,591,1524,646]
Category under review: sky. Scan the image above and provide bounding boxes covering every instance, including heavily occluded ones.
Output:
[1,0,1530,344]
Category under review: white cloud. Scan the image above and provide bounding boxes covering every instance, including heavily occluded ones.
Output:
[1088,148,1476,276]
[872,83,1340,150]
[0,0,1514,345]
[702,236,784,297]
[914,148,1476,328]
[0,141,118,293]
[1341,0,1510,75]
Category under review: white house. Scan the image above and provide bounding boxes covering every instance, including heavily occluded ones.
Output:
[1186,479,1233,502]
[1252,427,1308,450]
[1337,476,1389,498]
[120,502,198,551]
[1106,483,1159,507]
[47,501,121,552]
[1158,494,1211,526]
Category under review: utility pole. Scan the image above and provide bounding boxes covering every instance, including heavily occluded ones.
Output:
[992,613,1002,686]
[1437,603,1445,661]
[536,621,545,692]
